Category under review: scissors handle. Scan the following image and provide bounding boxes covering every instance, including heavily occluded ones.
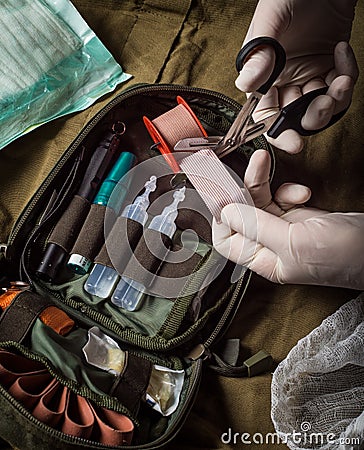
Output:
[268,87,349,138]
[236,36,286,95]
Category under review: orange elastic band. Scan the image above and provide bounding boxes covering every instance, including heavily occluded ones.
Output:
[39,306,75,336]
[0,290,19,310]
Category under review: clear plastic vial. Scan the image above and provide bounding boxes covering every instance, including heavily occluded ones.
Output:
[84,265,119,298]
[84,176,157,299]
[110,277,145,311]
[111,186,186,311]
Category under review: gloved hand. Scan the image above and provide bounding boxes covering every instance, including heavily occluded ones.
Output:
[212,150,364,290]
[236,0,359,153]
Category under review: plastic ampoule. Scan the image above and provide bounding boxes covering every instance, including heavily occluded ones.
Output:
[111,186,186,311]
[84,176,157,298]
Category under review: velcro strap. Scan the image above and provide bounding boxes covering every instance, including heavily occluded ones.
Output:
[48,195,91,252]
[122,228,172,287]
[0,291,53,343]
[95,216,144,272]
[111,354,152,415]
[69,203,108,263]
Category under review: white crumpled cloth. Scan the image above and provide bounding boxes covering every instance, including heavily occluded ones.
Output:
[271,293,364,450]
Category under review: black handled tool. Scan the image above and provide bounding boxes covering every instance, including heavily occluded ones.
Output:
[175,36,348,157]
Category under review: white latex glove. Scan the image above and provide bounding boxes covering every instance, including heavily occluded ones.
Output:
[212,150,364,290]
[236,0,359,154]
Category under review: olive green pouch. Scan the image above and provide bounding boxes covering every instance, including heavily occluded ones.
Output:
[0,84,274,449]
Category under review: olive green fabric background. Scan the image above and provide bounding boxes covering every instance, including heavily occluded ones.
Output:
[0,1,363,449]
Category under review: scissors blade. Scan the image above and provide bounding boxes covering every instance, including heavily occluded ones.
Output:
[174,94,262,154]
[213,94,261,156]
[215,111,280,158]
[174,136,223,152]
[215,112,280,158]
[174,111,280,157]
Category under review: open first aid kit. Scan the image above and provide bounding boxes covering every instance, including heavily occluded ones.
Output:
[0,84,274,449]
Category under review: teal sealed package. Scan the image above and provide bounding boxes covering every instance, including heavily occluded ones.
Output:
[0,0,131,150]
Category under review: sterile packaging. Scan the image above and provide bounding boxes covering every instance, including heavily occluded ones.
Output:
[0,0,131,150]
[83,327,185,417]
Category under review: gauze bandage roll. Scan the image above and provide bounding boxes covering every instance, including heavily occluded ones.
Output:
[271,294,364,450]
[0,0,131,150]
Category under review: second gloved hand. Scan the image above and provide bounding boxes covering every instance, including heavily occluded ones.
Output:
[236,0,359,153]
[212,150,364,290]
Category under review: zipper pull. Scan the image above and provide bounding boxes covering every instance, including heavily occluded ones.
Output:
[243,350,274,377]
[186,344,211,361]
[0,243,7,260]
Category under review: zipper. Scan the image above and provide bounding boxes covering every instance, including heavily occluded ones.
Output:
[187,270,252,361]
[0,84,271,448]
[11,286,203,449]
[37,274,245,357]
[5,82,256,350]
[204,270,251,349]
[6,82,267,355]
[34,281,182,370]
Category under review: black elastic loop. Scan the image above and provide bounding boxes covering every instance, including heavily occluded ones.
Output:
[208,352,248,378]
[268,87,350,138]
[235,36,286,95]
[0,291,53,344]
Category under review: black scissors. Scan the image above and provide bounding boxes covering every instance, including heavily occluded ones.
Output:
[174,36,347,158]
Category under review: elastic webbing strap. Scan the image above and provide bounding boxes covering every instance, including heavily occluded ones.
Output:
[111,354,152,415]
[179,149,248,222]
[0,291,53,343]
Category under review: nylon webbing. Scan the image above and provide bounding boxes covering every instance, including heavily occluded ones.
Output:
[0,291,53,343]
[0,290,75,336]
